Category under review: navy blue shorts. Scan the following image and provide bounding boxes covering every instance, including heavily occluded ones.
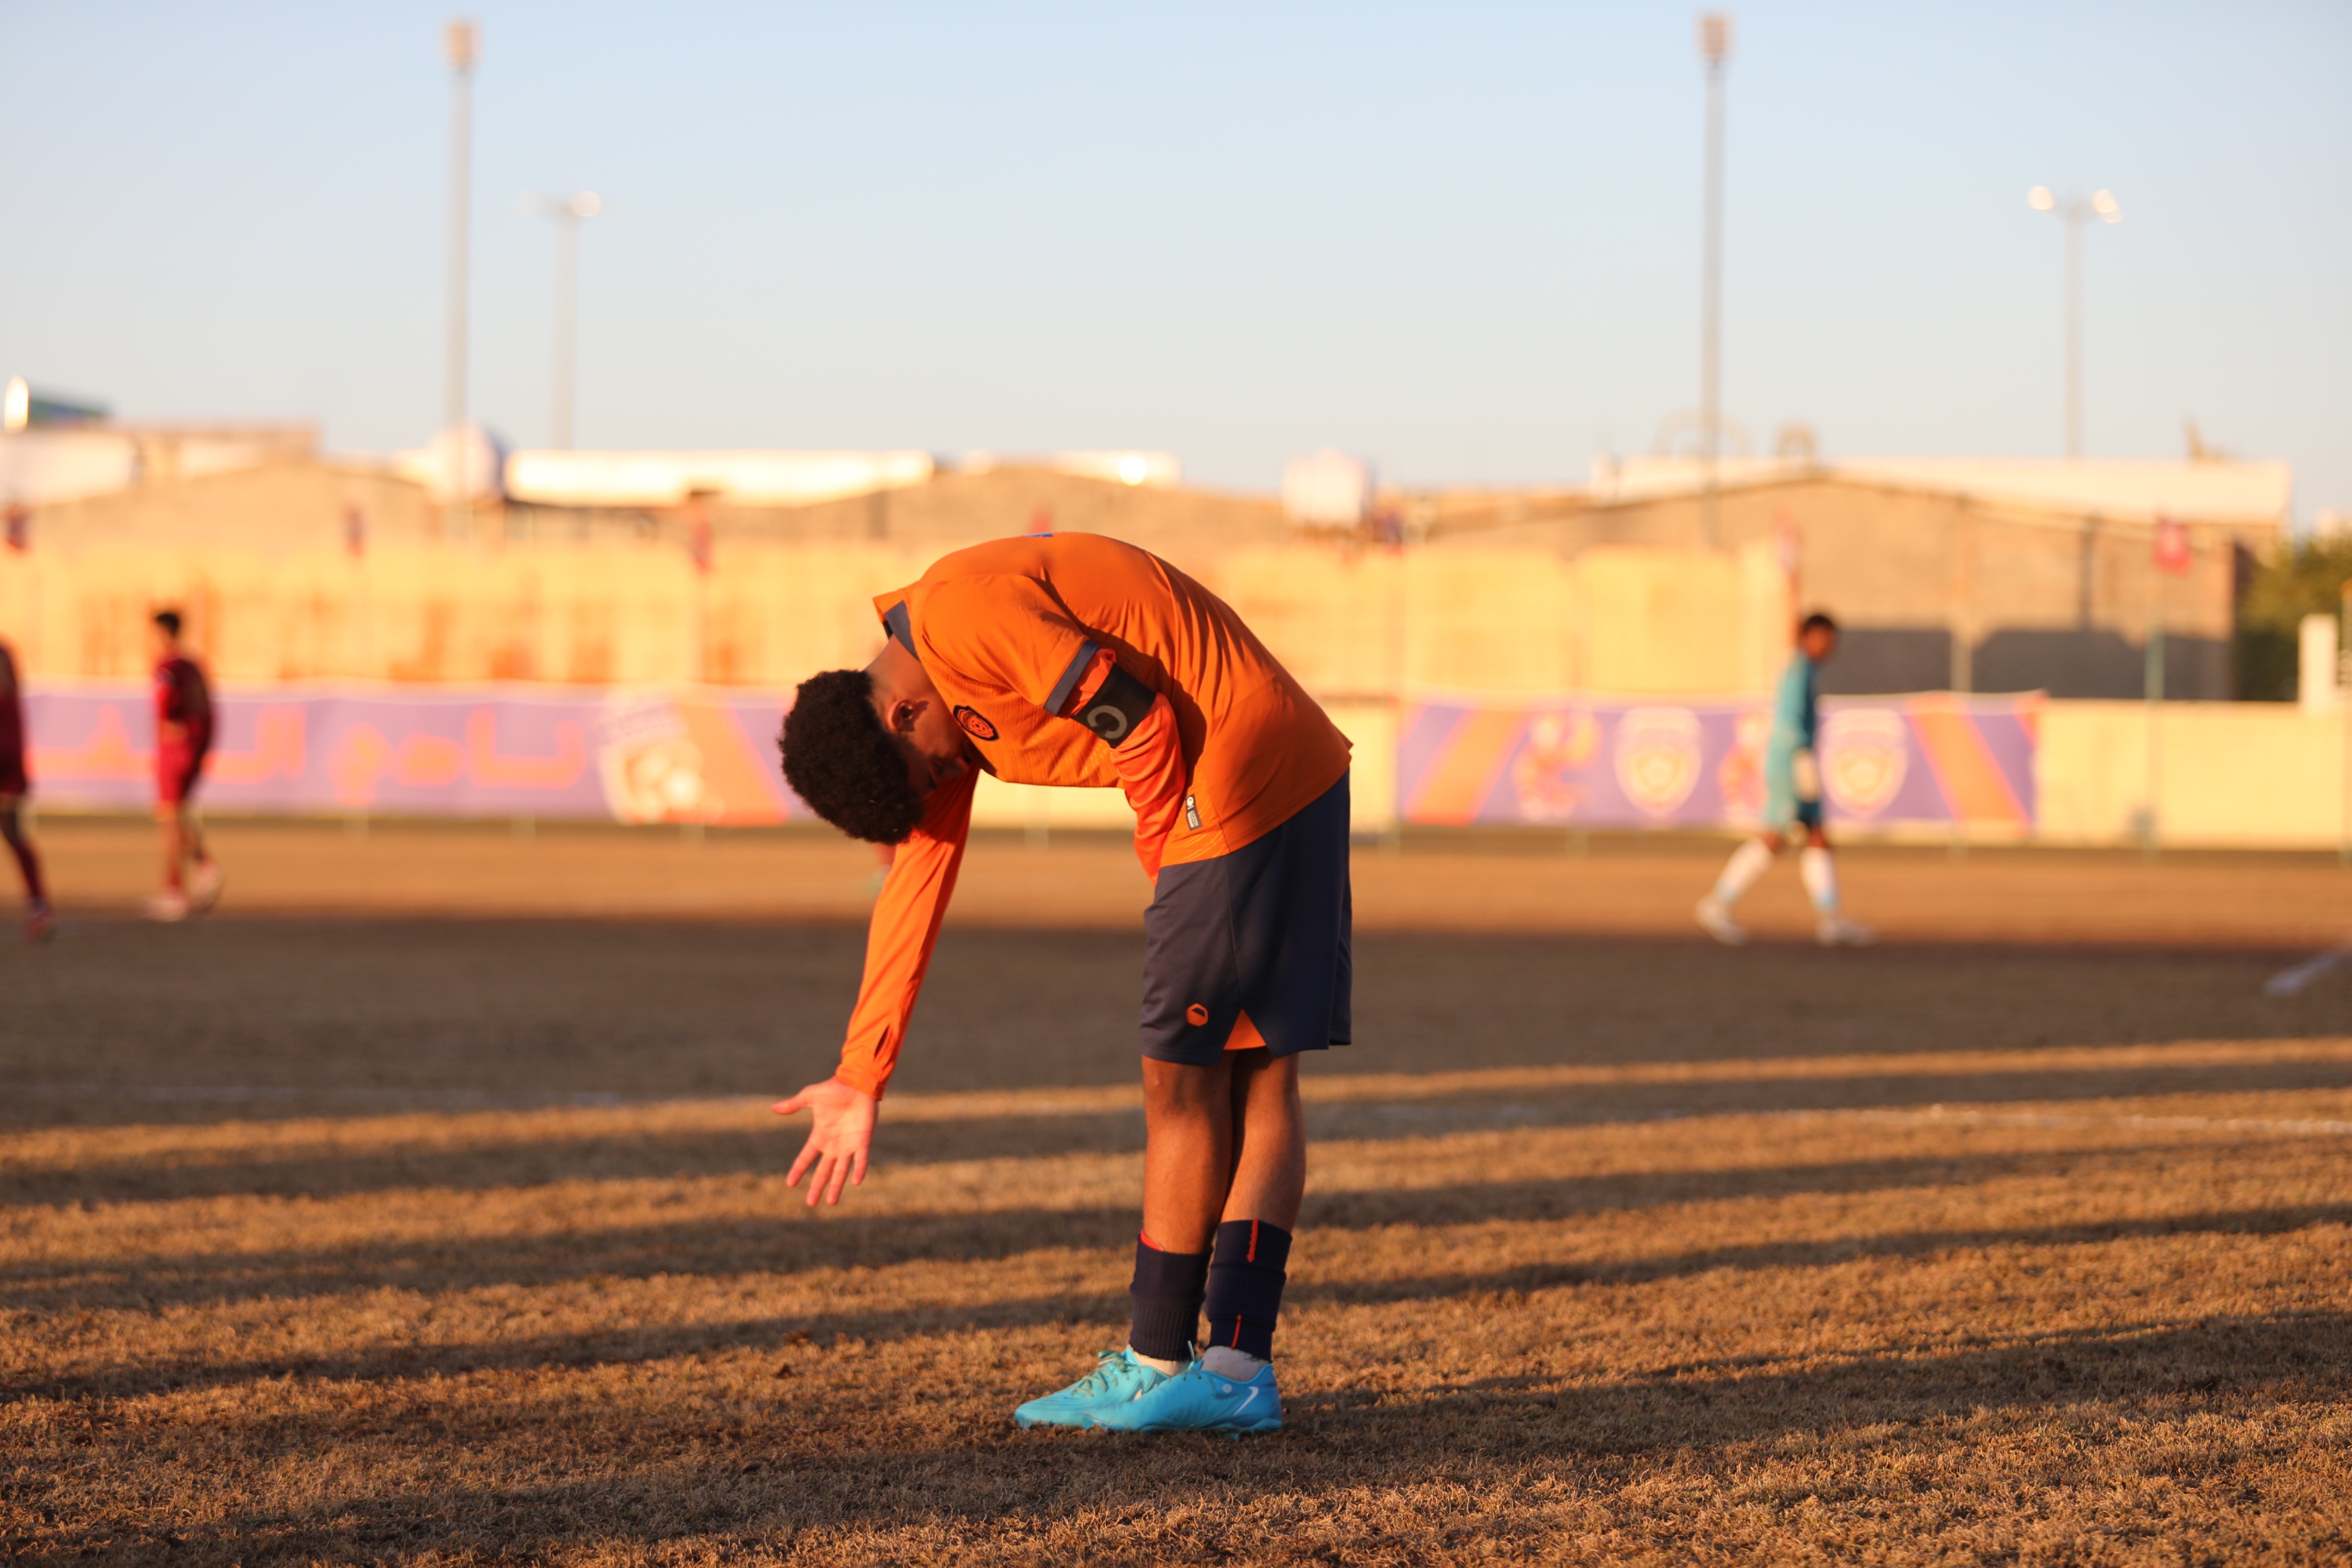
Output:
[1139,772,1352,1066]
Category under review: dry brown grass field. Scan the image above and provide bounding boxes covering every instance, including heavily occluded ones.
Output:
[5,822,2352,1563]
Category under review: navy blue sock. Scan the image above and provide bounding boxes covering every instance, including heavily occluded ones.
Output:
[1128,1236,1210,1362]
[1205,1219,1292,1361]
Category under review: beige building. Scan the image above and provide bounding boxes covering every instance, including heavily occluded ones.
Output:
[0,432,2292,703]
[1431,454,2290,701]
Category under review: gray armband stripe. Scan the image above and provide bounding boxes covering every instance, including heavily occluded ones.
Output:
[1044,641,1099,716]
[882,601,916,655]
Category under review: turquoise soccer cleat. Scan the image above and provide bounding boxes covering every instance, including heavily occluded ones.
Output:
[1013,1349,1173,1430]
[1091,1359,1282,1435]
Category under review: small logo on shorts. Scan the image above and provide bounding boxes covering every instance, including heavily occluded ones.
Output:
[1186,1003,1209,1026]
[952,705,999,741]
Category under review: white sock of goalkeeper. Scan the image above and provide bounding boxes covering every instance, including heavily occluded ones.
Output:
[1712,838,1774,908]
[1799,846,1839,914]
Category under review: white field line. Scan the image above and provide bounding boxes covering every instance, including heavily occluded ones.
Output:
[2264,936,2352,998]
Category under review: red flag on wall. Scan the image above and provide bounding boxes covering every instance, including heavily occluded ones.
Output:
[2153,515,2191,576]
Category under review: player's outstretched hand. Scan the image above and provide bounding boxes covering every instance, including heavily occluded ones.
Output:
[771,1077,878,1207]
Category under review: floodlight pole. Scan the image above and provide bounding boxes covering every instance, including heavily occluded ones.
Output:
[524,193,601,449]
[1697,12,1732,549]
[2028,187,2119,460]
[2065,209,2083,459]
[443,19,479,541]
[2144,558,2164,860]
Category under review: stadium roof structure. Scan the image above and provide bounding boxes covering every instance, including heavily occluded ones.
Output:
[1589,454,2292,530]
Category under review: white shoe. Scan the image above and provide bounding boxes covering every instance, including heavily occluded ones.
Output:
[1695,895,1748,946]
[188,860,224,914]
[143,891,189,923]
[1817,914,1876,947]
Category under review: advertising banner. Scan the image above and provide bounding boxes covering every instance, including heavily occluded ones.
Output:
[24,683,807,824]
[1398,692,2039,831]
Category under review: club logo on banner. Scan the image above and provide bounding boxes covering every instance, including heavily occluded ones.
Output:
[1510,708,1601,821]
[1613,707,1703,816]
[1821,708,1910,818]
[1717,709,1771,826]
[598,696,716,823]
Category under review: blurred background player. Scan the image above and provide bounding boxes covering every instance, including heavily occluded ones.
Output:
[774,533,1351,1437]
[0,637,54,941]
[1697,611,1873,947]
[147,610,221,921]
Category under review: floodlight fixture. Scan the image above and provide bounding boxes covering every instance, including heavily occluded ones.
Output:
[1698,12,1732,66]
[2028,185,2056,212]
[2092,188,2121,222]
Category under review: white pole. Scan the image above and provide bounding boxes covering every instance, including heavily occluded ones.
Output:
[443,19,479,541]
[1697,13,1732,550]
[552,211,577,449]
[2064,207,2082,459]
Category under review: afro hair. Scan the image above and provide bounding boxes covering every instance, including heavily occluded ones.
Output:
[778,669,926,844]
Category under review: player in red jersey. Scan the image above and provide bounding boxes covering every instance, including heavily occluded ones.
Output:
[775,534,1352,1435]
[147,610,221,921]
[0,638,54,942]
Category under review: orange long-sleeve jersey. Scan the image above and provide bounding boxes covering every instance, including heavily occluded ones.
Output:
[830,534,1350,1097]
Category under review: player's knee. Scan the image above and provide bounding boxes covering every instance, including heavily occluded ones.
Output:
[1143,1056,1231,1117]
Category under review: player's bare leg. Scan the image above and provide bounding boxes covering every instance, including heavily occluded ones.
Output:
[1221,1049,1305,1227]
[1697,829,1783,945]
[147,803,191,921]
[0,795,51,942]
[1139,1050,1304,1248]
[1139,1056,1234,1253]
[184,812,222,912]
[1802,825,1873,946]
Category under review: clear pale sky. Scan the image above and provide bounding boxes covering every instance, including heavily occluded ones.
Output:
[2,1,2344,519]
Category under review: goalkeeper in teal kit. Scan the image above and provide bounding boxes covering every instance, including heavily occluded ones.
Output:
[1697,612,1873,947]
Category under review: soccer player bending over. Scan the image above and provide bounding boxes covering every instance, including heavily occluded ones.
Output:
[775,534,1351,1435]
[0,638,55,942]
[1697,611,1873,947]
[147,610,222,922]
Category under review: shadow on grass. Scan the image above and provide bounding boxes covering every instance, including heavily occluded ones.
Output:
[12,1053,2352,1206]
[0,1142,2185,1315]
[10,1308,2348,1565]
[15,1197,2349,1406]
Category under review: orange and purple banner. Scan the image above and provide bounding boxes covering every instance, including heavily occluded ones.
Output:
[1399,692,2040,830]
[23,684,807,823]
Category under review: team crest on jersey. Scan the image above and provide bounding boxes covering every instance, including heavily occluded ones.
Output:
[1821,709,1909,817]
[952,706,999,741]
[1613,706,1703,815]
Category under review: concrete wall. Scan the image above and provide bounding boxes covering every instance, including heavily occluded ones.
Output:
[0,535,1793,700]
[2036,701,2348,850]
